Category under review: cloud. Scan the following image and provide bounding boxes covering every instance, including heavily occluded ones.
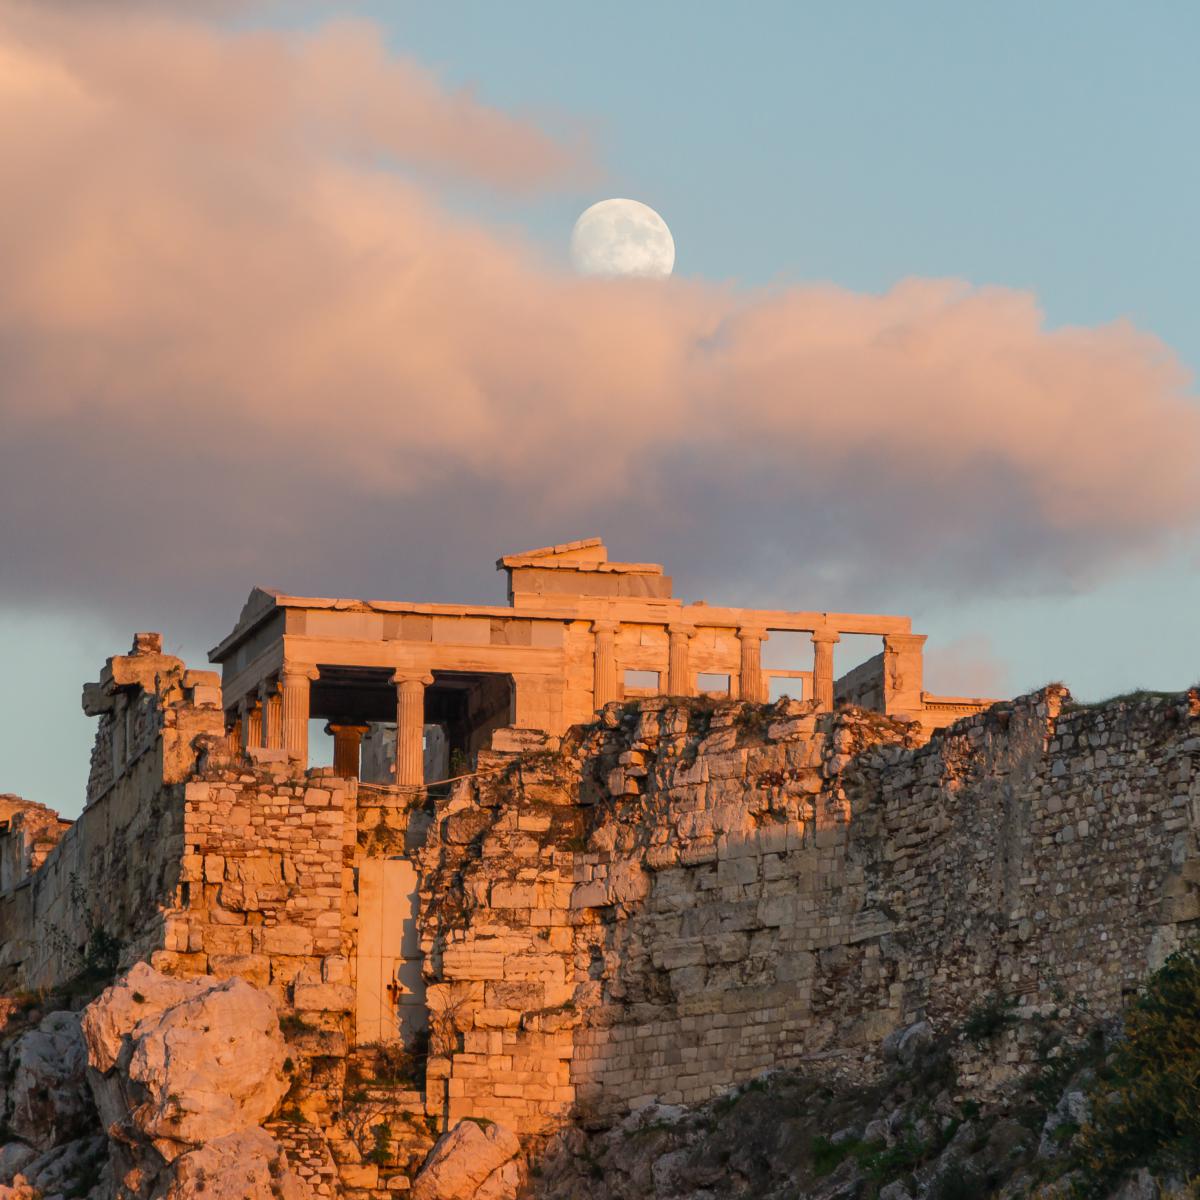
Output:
[1,5,1199,647]
[924,636,1011,699]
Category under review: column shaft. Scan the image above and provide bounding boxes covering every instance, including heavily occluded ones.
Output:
[592,621,619,710]
[327,723,369,780]
[393,674,433,788]
[667,625,694,696]
[811,631,841,712]
[738,628,767,703]
[280,665,317,765]
[262,681,284,750]
[246,703,263,749]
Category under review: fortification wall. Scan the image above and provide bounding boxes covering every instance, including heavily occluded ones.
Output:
[416,688,1200,1133]
[0,641,226,990]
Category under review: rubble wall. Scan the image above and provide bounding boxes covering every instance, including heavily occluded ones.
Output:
[417,688,1200,1131]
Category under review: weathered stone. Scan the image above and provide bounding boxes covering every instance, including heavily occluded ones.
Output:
[411,1119,522,1200]
[82,964,288,1161]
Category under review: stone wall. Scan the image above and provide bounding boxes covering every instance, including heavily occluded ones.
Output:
[0,637,226,990]
[415,687,1200,1133]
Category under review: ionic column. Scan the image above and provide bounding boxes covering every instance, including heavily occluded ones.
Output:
[392,672,433,788]
[667,624,694,696]
[811,629,841,712]
[738,627,768,703]
[261,678,284,750]
[280,663,318,765]
[226,717,242,757]
[326,722,369,780]
[245,698,264,750]
[882,633,927,718]
[592,620,619,710]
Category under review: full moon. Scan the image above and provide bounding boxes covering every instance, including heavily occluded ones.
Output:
[569,198,675,278]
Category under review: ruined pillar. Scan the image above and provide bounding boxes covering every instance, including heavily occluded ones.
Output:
[281,663,318,765]
[326,722,369,780]
[883,633,927,719]
[667,624,694,696]
[392,672,433,788]
[737,627,768,703]
[226,717,242,757]
[592,620,619,710]
[811,629,841,712]
[261,679,284,750]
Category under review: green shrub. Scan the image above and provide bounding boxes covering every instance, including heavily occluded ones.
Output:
[1075,942,1200,1192]
[963,992,1017,1045]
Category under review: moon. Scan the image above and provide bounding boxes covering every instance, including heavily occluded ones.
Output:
[570,198,675,279]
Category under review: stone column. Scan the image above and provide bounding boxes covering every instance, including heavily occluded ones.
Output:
[226,717,242,757]
[737,627,768,703]
[326,722,369,780]
[883,633,927,718]
[280,663,318,765]
[811,630,841,712]
[592,620,619,710]
[667,624,694,696]
[392,672,433,788]
[261,678,284,750]
[245,698,264,750]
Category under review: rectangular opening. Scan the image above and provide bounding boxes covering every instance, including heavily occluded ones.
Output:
[763,631,813,672]
[834,634,886,711]
[697,672,731,697]
[768,676,802,702]
[624,669,661,695]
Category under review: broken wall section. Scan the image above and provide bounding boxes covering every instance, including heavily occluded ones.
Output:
[414,688,1200,1134]
[0,636,225,990]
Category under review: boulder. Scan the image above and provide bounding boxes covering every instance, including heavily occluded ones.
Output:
[8,1011,93,1151]
[411,1119,522,1200]
[82,964,289,1161]
[0,1144,36,1185]
[881,1020,934,1067]
[165,1128,313,1200]
[19,1134,107,1197]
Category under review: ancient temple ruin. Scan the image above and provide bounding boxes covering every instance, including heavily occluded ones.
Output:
[208,537,989,788]
[11,539,1195,1198]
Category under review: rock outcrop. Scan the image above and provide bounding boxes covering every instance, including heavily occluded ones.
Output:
[83,962,290,1161]
[80,962,310,1198]
[411,1119,523,1200]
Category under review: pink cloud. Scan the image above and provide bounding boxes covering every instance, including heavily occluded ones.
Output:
[924,636,1012,699]
[1,8,1198,636]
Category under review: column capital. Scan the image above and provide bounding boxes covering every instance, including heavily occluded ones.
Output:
[391,670,434,688]
[811,629,842,645]
[280,661,320,683]
[736,626,768,642]
[591,619,620,636]
[257,676,280,698]
[884,633,928,651]
[668,623,696,639]
[324,721,370,736]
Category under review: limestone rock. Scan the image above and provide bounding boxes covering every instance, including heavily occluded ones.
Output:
[8,1011,92,1151]
[0,1144,35,1185]
[881,1020,933,1068]
[82,963,288,1161]
[0,1178,41,1200]
[165,1128,313,1200]
[19,1134,107,1197]
[411,1119,522,1200]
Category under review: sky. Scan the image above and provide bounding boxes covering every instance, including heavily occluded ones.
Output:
[1,1,1198,816]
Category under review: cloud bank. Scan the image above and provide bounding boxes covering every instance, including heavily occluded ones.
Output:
[2,5,1198,651]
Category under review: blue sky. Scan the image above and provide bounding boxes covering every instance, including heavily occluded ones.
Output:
[2,1,1198,815]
